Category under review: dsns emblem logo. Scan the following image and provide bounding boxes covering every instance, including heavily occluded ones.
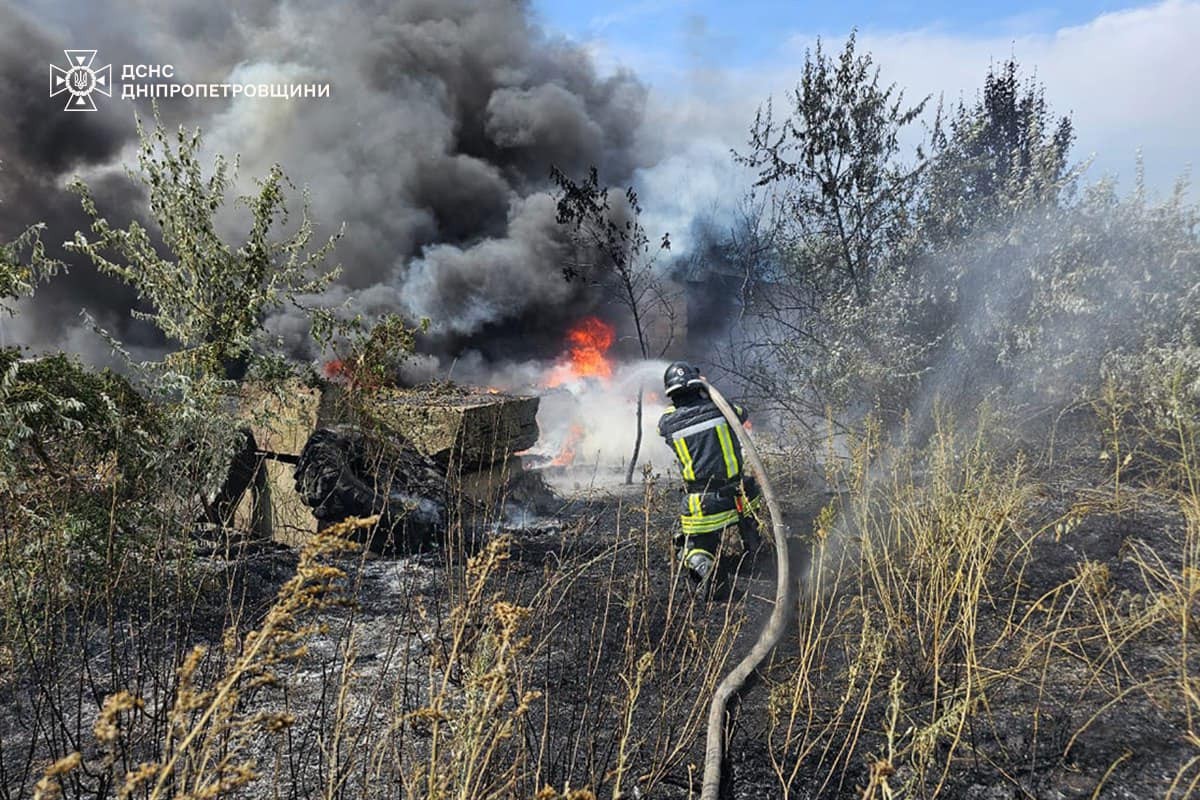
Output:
[49,50,112,111]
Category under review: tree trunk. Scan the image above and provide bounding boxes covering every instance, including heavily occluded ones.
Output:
[626,287,650,486]
[625,383,644,485]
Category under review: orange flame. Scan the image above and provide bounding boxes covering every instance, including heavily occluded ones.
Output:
[545,316,615,388]
[323,358,347,380]
[550,422,585,467]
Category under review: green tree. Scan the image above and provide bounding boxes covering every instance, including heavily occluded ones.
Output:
[717,34,929,431]
[897,60,1080,410]
[1,224,61,317]
[918,59,1075,245]
[737,31,927,304]
[1,159,62,316]
[67,113,342,381]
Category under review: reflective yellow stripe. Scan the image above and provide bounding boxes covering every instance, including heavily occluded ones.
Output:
[688,493,701,516]
[681,546,714,562]
[715,422,739,478]
[680,509,739,534]
[673,436,696,481]
[682,516,736,534]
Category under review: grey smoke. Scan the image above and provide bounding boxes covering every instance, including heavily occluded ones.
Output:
[1,0,652,364]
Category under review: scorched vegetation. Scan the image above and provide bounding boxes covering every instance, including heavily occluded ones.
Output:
[2,36,1199,800]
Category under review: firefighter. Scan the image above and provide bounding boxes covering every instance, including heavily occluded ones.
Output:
[658,361,763,594]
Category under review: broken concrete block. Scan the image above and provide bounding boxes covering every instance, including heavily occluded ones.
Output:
[340,385,539,469]
[238,380,324,456]
[233,458,320,545]
[232,380,540,545]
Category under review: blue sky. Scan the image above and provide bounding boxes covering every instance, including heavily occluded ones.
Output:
[529,0,1199,245]
[533,0,1145,73]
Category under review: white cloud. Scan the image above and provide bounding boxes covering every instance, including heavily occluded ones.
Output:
[630,0,1200,247]
[857,0,1200,183]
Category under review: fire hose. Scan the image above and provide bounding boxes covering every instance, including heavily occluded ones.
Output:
[698,378,793,800]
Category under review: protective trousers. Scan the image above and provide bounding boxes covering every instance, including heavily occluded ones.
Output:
[675,477,763,589]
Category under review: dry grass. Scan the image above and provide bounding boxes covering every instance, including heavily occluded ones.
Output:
[761,388,1200,798]
[19,455,754,799]
[766,410,1046,797]
[28,515,371,800]
[15,379,1200,799]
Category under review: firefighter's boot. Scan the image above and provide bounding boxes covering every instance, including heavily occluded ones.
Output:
[684,548,717,596]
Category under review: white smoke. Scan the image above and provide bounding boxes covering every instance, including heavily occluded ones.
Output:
[528,360,675,482]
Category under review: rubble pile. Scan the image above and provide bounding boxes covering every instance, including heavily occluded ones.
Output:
[234,379,541,551]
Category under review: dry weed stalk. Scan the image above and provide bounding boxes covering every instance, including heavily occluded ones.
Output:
[765,382,1200,798]
[403,534,541,800]
[768,413,1057,796]
[32,514,373,800]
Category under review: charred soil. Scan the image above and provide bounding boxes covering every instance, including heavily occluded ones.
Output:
[6,415,1200,800]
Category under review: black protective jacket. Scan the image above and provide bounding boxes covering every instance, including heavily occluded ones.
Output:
[657,392,749,494]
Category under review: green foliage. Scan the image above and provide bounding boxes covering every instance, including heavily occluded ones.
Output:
[66,112,343,380]
[0,111,376,664]
[0,159,61,314]
[351,313,425,384]
[737,32,927,303]
[0,349,170,657]
[325,312,427,389]
[721,33,934,430]
[724,45,1200,434]
[0,348,155,484]
[919,58,1076,246]
[0,222,62,315]
[0,114,352,688]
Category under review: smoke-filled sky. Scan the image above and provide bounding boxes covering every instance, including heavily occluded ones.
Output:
[1,0,653,364]
[559,0,1200,249]
[1,0,1195,368]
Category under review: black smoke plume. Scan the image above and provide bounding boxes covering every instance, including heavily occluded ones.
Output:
[0,0,652,366]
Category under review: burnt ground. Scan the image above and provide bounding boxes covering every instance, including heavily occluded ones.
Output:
[483,452,1195,799]
[4,436,1200,799]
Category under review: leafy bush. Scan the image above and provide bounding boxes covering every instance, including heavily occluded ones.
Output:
[67,112,343,381]
[0,222,61,317]
[721,47,1200,439]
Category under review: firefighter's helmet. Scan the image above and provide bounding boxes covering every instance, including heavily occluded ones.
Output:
[663,361,703,397]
